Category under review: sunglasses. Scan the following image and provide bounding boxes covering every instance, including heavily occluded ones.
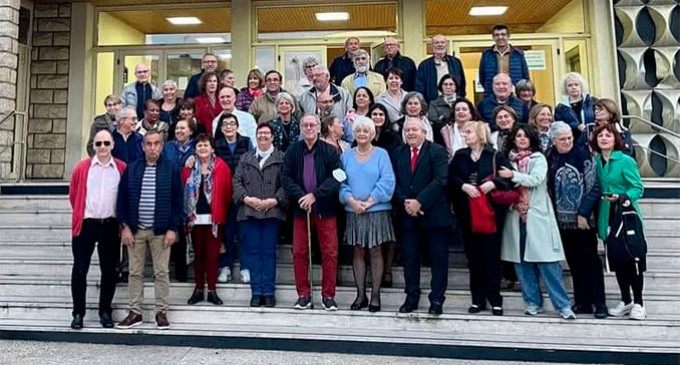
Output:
[94,141,112,147]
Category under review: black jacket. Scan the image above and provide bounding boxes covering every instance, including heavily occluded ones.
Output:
[282,139,342,218]
[415,54,467,102]
[392,141,453,229]
[215,134,253,173]
[374,52,417,91]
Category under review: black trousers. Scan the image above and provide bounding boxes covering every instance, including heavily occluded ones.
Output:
[171,227,188,281]
[615,262,644,306]
[560,228,606,308]
[402,226,449,305]
[71,218,120,317]
[462,228,503,308]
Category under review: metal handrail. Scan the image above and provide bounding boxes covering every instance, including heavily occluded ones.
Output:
[0,111,27,182]
[0,110,25,126]
[633,143,680,165]
[622,114,680,140]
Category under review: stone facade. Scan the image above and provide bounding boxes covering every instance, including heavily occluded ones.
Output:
[25,3,70,179]
[0,0,19,179]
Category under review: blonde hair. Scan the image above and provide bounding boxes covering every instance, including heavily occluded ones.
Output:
[560,72,589,96]
[528,103,553,129]
[463,121,490,145]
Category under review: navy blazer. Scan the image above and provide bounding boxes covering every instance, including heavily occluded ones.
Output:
[415,55,467,102]
[392,141,453,229]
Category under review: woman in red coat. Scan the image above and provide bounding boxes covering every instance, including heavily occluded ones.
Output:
[183,133,232,305]
[193,71,223,136]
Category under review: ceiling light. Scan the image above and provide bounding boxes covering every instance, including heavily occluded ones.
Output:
[166,17,202,25]
[196,37,225,43]
[469,6,508,16]
[316,12,349,21]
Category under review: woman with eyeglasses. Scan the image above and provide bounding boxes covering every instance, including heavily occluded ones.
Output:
[294,57,318,98]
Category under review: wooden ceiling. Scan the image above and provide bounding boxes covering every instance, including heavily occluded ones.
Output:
[106,8,231,34]
[258,4,397,33]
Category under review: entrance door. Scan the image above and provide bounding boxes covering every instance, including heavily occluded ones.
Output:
[452,38,561,106]
[277,46,326,95]
[116,51,163,94]
[165,49,204,97]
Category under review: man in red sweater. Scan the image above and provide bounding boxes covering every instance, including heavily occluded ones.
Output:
[68,129,126,330]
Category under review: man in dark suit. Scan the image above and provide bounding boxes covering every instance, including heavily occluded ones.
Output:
[392,117,453,315]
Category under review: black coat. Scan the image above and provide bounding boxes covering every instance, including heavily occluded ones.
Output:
[215,134,253,173]
[374,52,417,92]
[392,141,453,229]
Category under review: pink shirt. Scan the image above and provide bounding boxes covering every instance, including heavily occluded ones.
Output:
[84,156,120,219]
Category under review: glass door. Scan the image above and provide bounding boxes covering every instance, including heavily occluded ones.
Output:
[116,51,163,93]
[277,46,327,95]
[165,49,204,97]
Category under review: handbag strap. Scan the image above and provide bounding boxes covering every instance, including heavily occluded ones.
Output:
[492,150,497,178]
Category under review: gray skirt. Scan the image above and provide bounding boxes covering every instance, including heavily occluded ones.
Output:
[344,210,396,248]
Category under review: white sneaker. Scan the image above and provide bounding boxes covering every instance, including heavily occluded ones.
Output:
[218,267,231,283]
[559,307,577,320]
[630,304,646,320]
[608,301,634,317]
[241,269,250,284]
[524,305,545,316]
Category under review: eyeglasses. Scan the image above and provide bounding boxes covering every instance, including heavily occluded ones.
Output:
[222,121,237,127]
[105,102,121,107]
[94,141,112,147]
[301,123,318,129]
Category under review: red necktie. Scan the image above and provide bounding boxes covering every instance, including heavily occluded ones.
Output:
[410,147,418,172]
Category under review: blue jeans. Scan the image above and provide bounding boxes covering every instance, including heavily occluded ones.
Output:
[240,218,280,296]
[514,219,572,311]
[219,203,243,270]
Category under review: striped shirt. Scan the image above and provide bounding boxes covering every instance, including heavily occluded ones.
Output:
[138,165,156,229]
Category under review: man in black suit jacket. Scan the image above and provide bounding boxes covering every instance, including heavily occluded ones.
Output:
[392,117,453,315]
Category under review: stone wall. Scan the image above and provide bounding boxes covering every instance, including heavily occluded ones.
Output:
[0,0,19,179]
[25,3,70,179]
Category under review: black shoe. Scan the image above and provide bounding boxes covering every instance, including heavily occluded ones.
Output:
[572,304,593,314]
[118,273,128,283]
[428,302,443,315]
[99,313,114,328]
[398,301,418,314]
[322,298,338,311]
[594,305,608,319]
[368,304,381,313]
[207,290,223,305]
[71,314,83,330]
[294,296,312,310]
[492,306,504,316]
[350,296,368,311]
[264,295,276,308]
[250,295,264,307]
[382,273,393,288]
[468,304,485,314]
[187,289,204,305]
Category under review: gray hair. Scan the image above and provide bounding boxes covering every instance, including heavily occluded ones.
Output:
[302,56,319,68]
[353,49,369,61]
[515,79,535,95]
[312,64,330,77]
[103,94,122,106]
[561,72,589,96]
[351,115,376,139]
[115,106,136,121]
[301,113,320,126]
[403,116,429,133]
[161,79,177,89]
[548,121,572,141]
[276,92,296,114]
[401,91,428,116]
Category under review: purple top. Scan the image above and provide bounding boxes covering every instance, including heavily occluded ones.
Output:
[303,146,317,214]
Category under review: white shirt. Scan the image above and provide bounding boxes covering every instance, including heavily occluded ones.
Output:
[212,109,257,143]
[84,156,120,219]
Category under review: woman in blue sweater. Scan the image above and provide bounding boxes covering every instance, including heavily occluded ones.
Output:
[339,116,396,313]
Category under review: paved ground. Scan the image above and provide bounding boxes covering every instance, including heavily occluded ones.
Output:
[0,340,601,365]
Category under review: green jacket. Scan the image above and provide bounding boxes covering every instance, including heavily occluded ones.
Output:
[595,151,644,240]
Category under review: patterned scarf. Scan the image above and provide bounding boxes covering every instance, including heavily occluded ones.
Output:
[508,149,533,222]
[184,156,218,236]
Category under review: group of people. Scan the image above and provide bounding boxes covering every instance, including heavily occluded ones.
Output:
[70,24,646,331]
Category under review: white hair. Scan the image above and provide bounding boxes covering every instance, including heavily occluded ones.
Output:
[561,72,589,96]
[302,56,319,68]
[312,64,330,77]
[549,121,572,141]
[161,79,177,89]
[276,92,296,114]
[351,115,376,139]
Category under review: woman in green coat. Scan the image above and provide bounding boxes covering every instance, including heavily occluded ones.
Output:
[591,123,645,320]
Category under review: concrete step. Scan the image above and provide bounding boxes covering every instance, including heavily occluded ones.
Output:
[1,278,679,316]
[638,199,680,217]
[0,195,71,211]
[1,258,678,292]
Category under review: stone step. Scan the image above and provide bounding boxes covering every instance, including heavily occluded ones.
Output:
[1,259,678,292]
[638,199,680,217]
[1,279,678,316]
[0,196,71,211]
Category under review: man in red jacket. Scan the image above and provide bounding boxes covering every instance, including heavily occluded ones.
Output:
[68,129,126,330]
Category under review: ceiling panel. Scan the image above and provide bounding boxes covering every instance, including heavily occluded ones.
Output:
[258,4,397,33]
[105,7,230,34]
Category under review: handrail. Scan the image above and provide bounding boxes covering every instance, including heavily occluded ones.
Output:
[0,111,27,182]
[622,114,680,140]
[0,110,25,126]
[633,143,680,165]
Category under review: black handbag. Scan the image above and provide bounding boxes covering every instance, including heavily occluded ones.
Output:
[604,195,647,274]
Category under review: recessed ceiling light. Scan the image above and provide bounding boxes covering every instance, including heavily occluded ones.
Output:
[469,6,508,16]
[316,12,349,21]
[196,37,225,43]
[166,17,202,25]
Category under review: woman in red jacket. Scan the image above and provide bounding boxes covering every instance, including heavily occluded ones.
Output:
[183,133,232,305]
[194,71,223,136]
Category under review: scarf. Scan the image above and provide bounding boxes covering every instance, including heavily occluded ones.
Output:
[256,145,274,169]
[248,88,264,98]
[184,157,218,236]
[508,149,533,222]
[550,148,597,229]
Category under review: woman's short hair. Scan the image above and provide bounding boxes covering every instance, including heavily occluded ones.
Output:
[463,121,490,145]
[302,56,319,69]
[276,92,296,114]
[590,123,625,153]
[450,98,481,123]
[503,124,541,156]
[515,79,536,96]
[352,115,376,139]
[218,112,239,128]
[437,74,459,93]
[384,67,403,81]
[560,72,589,96]
[219,69,234,80]
[320,116,339,137]
[528,103,553,129]
[198,71,221,95]
[256,122,274,135]
[247,68,265,89]
[194,133,215,149]
[103,94,122,106]
[353,86,375,110]
[493,104,518,123]
[161,79,177,89]
[180,98,196,111]
[401,91,428,116]
[548,121,572,141]
[594,98,622,124]
[175,119,197,134]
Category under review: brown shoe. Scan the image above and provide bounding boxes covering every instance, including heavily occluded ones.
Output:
[116,312,143,329]
[155,311,170,329]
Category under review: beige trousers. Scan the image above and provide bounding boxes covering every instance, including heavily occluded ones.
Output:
[127,229,170,314]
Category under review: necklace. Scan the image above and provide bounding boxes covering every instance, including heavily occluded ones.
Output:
[356,145,373,156]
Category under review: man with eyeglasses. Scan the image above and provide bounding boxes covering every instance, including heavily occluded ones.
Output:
[294,56,319,98]
[415,34,467,103]
[68,129,127,330]
[112,107,144,165]
[479,24,529,98]
[299,65,352,122]
[374,37,417,92]
[250,70,300,125]
[121,63,161,119]
[185,53,220,99]
[340,49,385,97]
[88,94,123,157]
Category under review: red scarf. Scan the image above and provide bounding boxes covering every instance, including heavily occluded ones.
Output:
[508,149,533,222]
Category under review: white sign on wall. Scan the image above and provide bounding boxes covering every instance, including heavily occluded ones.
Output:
[525,50,546,70]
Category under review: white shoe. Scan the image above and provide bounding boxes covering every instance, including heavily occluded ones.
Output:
[630,304,646,320]
[218,267,231,283]
[608,301,634,317]
[241,269,250,284]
